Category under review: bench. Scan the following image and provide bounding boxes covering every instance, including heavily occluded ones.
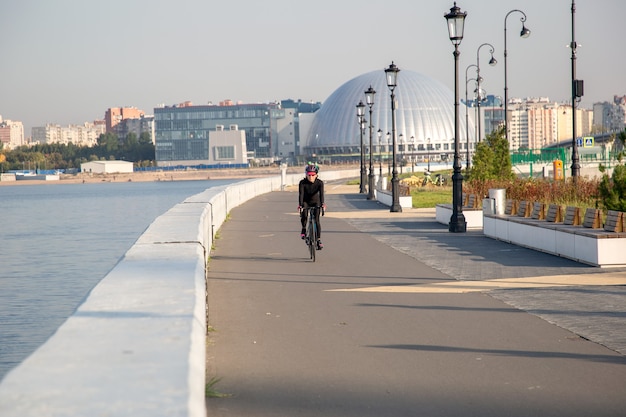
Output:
[464,194,478,209]
[483,203,626,267]
[563,206,581,225]
[504,199,517,216]
[435,193,484,229]
[531,202,546,220]
[545,204,563,223]
[605,210,625,232]
[374,188,413,209]
[516,200,532,218]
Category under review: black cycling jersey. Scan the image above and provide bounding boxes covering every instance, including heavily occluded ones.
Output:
[298,177,324,207]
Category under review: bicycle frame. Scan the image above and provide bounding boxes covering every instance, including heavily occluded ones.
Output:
[302,206,320,261]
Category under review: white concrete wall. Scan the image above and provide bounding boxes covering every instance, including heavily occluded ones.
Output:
[0,169,359,417]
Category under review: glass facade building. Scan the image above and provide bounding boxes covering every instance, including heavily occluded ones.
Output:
[154,102,281,162]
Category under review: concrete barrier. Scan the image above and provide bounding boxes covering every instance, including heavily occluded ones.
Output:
[0,170,358,417]
[435,204,483,229]
[374,189,413,209]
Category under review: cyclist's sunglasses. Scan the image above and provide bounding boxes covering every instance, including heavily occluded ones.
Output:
[307,173,317,176]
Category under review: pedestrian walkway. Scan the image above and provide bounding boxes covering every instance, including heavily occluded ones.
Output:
[325,183,626,356]
[205,182,626,417]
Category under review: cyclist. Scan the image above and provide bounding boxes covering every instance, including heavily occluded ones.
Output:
[298,162,326,250]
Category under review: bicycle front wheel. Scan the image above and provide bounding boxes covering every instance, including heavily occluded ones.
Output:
[309,239,316,261]
[308,220,316,261]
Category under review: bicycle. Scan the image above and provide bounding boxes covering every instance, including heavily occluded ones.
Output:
[300,206,323,262]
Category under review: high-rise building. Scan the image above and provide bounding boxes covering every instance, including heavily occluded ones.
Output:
[104,107,145,133]
[506,97,592,150]
[0,117,25,149]
[592,98,625,133]
[116,116,155,144]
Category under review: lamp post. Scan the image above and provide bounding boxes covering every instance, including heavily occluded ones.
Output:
[570,0,581,182]
[386,132,391,176]
[445,2,467,233]
[399,133,404,174]
[426,138,431,172]
[476,43,497,143]
[356,100,366,193]
[365,86,376,200]
[504,9,531,145]
[384,61,402,213]
[409,136,415,172]
[465,63,478,170]
[377,128,383,177]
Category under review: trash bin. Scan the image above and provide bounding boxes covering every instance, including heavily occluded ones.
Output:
[553,160,564,181]
[488,188,506,215]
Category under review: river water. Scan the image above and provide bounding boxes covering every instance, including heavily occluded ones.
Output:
[0,179,237,380]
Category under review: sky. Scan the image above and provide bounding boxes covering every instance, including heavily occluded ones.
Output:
[1,0,624,136]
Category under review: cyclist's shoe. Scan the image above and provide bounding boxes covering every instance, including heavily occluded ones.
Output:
[300,228,306,239]
[316,240,323,250]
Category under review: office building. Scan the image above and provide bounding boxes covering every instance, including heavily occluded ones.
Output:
[154,100,319,166]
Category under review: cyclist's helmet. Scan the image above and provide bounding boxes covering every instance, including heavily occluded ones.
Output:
[305,162,319,174]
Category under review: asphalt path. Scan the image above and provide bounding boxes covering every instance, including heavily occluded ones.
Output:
[206,183,626,417]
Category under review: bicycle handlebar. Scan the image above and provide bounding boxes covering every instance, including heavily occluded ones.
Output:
[299,206,325,216]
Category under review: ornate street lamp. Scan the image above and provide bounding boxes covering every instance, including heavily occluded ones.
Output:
[445,2,467,232]
[356,100,366,193]
[384,61,402,212]
[504,10,531,145]
[365,85,376,200]
[570,0,582,181]
[399,133,404,174]
[465,63,478,170]
[377,128,383,177]
[426,138,431,172]
[410,135,415,172]
[476,43,497,143]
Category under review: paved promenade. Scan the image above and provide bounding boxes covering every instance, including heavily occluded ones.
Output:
[206,182,626,417]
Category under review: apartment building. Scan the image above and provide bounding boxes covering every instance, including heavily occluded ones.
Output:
[31,122,106,146]
[104,107,145,133]
[0,117,25,149]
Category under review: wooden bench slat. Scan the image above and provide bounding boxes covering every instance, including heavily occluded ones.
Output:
[504,199,517,216]
[516,201,531,218]
[582,208,602,229]
[531,202,546,220]
[545,204,563,223]
[564,206,581,226]
[604,210,624,233]
[464,194,477,209]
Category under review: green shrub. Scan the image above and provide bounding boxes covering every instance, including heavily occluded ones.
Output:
[598,131,626,211]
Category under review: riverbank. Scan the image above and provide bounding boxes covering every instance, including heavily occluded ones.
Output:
[0,165,359,186]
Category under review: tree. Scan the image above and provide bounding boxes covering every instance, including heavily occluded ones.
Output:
[468,126,514,181]
[139,132,152,145]
[97,132,119,154]
[598,129,626,211]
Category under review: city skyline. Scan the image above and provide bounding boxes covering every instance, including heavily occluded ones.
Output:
[1,0,624,136]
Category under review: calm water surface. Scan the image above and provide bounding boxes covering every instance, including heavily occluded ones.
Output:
[0,179,237,380]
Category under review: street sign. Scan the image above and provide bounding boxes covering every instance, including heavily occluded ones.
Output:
[583,137,594,147]
[576,138,583,147]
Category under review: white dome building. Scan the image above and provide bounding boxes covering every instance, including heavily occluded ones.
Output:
[305,69,476,160]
